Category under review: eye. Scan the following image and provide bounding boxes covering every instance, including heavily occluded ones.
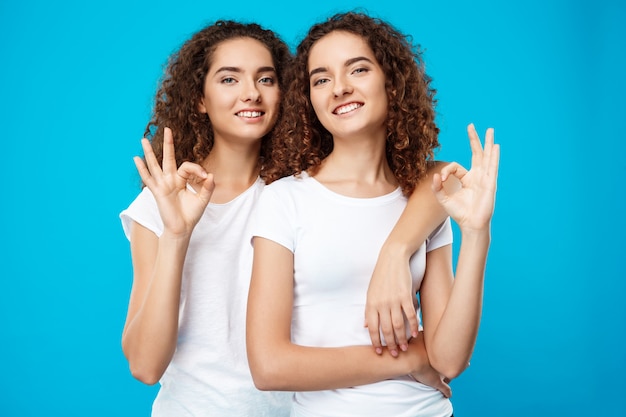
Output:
[352,67,369,75]
[259,76,275,85]
[312,78,329,86]
[221,77,237,84]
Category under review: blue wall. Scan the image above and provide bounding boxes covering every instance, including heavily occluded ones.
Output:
[1,0,624,415]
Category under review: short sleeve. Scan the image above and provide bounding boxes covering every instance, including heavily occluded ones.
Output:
[425,217,453,252]
[251,183,296,252]
[119,187,164,240]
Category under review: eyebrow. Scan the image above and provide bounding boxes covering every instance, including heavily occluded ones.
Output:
[214,66,276,74]
[309,56,374,78]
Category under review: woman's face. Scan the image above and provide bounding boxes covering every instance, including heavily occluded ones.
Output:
[199,37,280,145]
[307,30,388,141]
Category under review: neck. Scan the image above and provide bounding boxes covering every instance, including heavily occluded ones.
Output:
[313,132,398,198]
[201,139,261,204]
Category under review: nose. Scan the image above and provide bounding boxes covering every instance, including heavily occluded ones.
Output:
[241,80,261,103]
[333,75,353,97]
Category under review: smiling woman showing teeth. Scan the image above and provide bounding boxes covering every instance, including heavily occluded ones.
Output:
[247,11,500,417]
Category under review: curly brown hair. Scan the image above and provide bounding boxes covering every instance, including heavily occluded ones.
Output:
[265,12,439,195]
[143,20,291,179]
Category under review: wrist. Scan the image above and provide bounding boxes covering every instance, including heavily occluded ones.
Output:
[380,238,413,260]
[406,334,430,375]
[160,229,193,244]
[459,227,491,245]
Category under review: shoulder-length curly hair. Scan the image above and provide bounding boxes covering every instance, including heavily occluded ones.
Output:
[265,12,439,195]
[143,20,291,178]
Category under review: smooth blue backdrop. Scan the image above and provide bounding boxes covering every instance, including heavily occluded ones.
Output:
[1,0,624,416]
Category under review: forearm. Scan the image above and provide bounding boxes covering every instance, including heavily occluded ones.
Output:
[424,123,498,379]
[122,232,189,384]
[247,238,431,391]
[248,338,427,391]
[366,163,451,352]
[429,229,490,378]
[382,163,448,258]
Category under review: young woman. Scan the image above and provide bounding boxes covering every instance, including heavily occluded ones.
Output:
[119,21,293,416]
[119,18,451,416]
[247,12,499,417]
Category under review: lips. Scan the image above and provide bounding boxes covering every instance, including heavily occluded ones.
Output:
[333,102,363,115]
[236,110,264,118]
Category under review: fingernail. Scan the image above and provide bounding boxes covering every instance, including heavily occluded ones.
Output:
[375,347,383,355]
[391,349,398,357]
[400,344,408,352]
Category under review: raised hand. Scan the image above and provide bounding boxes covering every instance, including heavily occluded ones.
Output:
[133,127,215,237]
[432,124,500,233]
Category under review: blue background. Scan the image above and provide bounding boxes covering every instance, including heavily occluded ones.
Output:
[1,0,624,416]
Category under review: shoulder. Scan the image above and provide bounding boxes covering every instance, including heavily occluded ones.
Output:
[264,173,311,195]
[119,187,162,238]
[425,160,449,174]
[121,187,158,216]
[258,174,314,214]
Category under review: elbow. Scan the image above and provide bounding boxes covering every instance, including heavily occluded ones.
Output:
[122,342,165,386]
[439,366,464,381]
[128,363,163,386]
[250,372,274,391]
[430,354,470,381]
[248,351,286,391]
[249,360,281,391]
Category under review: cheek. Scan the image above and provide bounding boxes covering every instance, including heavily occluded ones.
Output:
[264,89,280,108]
[375,86,389,115]
[309,94,326,118]
[271,91,282,109]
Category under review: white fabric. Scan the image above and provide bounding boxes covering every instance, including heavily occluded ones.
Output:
[120,178,291,417]
[252,173,454,417]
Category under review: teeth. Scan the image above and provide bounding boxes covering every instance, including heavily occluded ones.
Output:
[335,103,362,115]
[237,111,263,118]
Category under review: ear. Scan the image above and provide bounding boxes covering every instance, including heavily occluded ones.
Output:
[198,96,207,114]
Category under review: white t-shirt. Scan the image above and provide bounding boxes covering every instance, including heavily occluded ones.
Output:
[120,178,291,417]
[252,173,454,417]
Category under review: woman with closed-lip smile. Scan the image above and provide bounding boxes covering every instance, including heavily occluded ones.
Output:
[119,21,293,416]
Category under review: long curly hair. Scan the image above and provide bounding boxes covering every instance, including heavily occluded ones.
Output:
[143,20,291,179]
[265,12,439,195]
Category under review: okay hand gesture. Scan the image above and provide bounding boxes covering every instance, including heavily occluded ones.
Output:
[432,124,500,233]
[133,127,215,237]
